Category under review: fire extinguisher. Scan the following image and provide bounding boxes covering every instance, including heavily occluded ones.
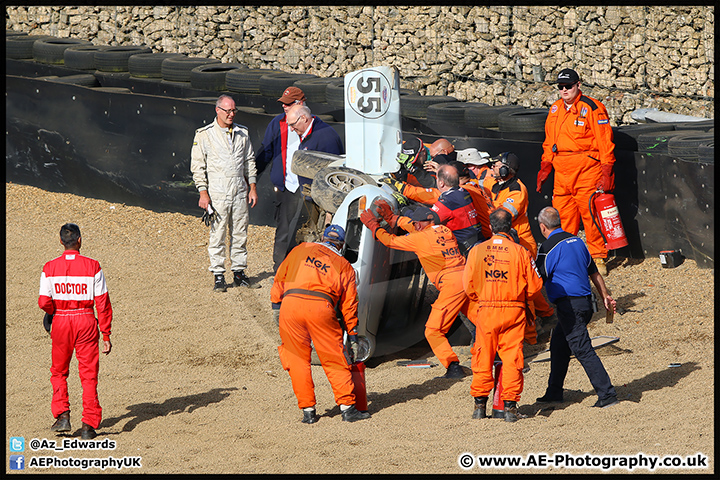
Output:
[589,188,629,251]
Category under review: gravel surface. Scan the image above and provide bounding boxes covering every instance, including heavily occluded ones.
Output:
[5,182,714,474]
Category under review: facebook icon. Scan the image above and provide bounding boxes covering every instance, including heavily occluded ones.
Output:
[10,455,25,470]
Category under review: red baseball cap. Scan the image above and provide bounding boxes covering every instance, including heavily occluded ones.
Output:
[277,86,306,104]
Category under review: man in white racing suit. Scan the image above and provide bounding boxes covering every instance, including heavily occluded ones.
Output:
[191,94,258,291]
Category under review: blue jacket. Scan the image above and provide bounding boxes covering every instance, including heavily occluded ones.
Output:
[536,228,599,303]
[255,114,344,191]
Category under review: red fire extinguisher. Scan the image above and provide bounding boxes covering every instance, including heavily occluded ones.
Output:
[589,188,629,251]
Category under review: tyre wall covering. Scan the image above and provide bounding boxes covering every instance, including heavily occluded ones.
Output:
[5,63,713,268]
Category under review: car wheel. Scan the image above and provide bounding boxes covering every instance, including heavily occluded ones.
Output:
[161,56,221,83]
[311,166,375,214]
[190,62,247,91]
[290,150,343,180]
[32,38,92,64]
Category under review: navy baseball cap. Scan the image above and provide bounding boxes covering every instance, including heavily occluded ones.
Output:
[410,206,439,224]
[323,224,345,242]
[557,68,580,85]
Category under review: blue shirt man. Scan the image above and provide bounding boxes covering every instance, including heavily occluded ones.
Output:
[535,206,619,408]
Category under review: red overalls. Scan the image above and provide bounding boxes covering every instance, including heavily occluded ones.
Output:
[39,249,113,429]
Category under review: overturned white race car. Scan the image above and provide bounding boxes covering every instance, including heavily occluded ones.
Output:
[290,66,436,361]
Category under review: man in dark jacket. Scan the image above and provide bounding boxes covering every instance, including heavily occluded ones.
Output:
[255,90,344,272]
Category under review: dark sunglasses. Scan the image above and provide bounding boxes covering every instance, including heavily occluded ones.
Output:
[557,82,578,91]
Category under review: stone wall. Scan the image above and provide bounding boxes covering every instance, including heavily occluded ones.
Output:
[6,5,714,125]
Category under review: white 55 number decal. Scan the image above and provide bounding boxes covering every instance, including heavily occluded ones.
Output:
[346,69,393,120]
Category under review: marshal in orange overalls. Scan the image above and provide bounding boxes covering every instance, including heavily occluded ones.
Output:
[463,233,543,401]
[272,241,359,410]
[541,92,617,259]
[375,217,470,368]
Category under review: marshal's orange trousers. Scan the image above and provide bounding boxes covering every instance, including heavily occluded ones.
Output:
[277,295,355,410]
[470,306,526,401]
[552,152,607,259]
[425,268,471,368]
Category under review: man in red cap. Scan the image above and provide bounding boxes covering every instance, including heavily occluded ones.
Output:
[537,68,617,276]
[256,87,344,273]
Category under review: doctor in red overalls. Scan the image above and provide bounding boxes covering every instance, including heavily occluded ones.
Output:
[39,223,113,440]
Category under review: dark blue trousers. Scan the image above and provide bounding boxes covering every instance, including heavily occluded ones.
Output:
[547,295,616,401]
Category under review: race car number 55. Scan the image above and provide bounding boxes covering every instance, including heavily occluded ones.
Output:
[346,70,393,120]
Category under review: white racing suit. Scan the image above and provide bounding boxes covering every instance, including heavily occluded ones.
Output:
[191,118,256,274]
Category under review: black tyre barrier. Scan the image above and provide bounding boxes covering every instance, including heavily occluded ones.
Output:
[6,35,56,59]
[46,73,100,87]
[290,150,343,180]
[161,56,220,83]
[399,88,420,97]
[311,165,375,213]
[637,130,704,156]
[6,31,28,37]
[668,132,715,161]
[698,141,714,164]
[94,46,152,72]
[325,79,346,109]
[401,95,459,119]
[259,72,318,99]
[613,122,677,151]
[465,105,524,128]
[128,53,186,78]
[498,108,548,132]
[673,120,714,131]
[224,68,285,94]
[190,62,248,91]
[292,77,343,104]
[32,38,92,64]
[63,45,109,70]
[427,101,490,126]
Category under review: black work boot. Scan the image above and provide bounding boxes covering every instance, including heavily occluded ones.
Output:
[341,405,371,422]
[80,422,97,439]
[301,409,317,424]
[213,274,227,292]
[472,397,488,419]
[233,270,251,287]
[503,401,519,423]
[51,410,71,432]
[443,361,465,379]
[536,391,564,403]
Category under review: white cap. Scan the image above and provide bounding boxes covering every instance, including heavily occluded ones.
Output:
[457,148,491,166]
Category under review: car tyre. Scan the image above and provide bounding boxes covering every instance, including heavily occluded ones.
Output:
[311,166,375,214]
[32,38,92,64]
[161,56,221,83]
[498,108,548,132]
[190,62,247,91]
